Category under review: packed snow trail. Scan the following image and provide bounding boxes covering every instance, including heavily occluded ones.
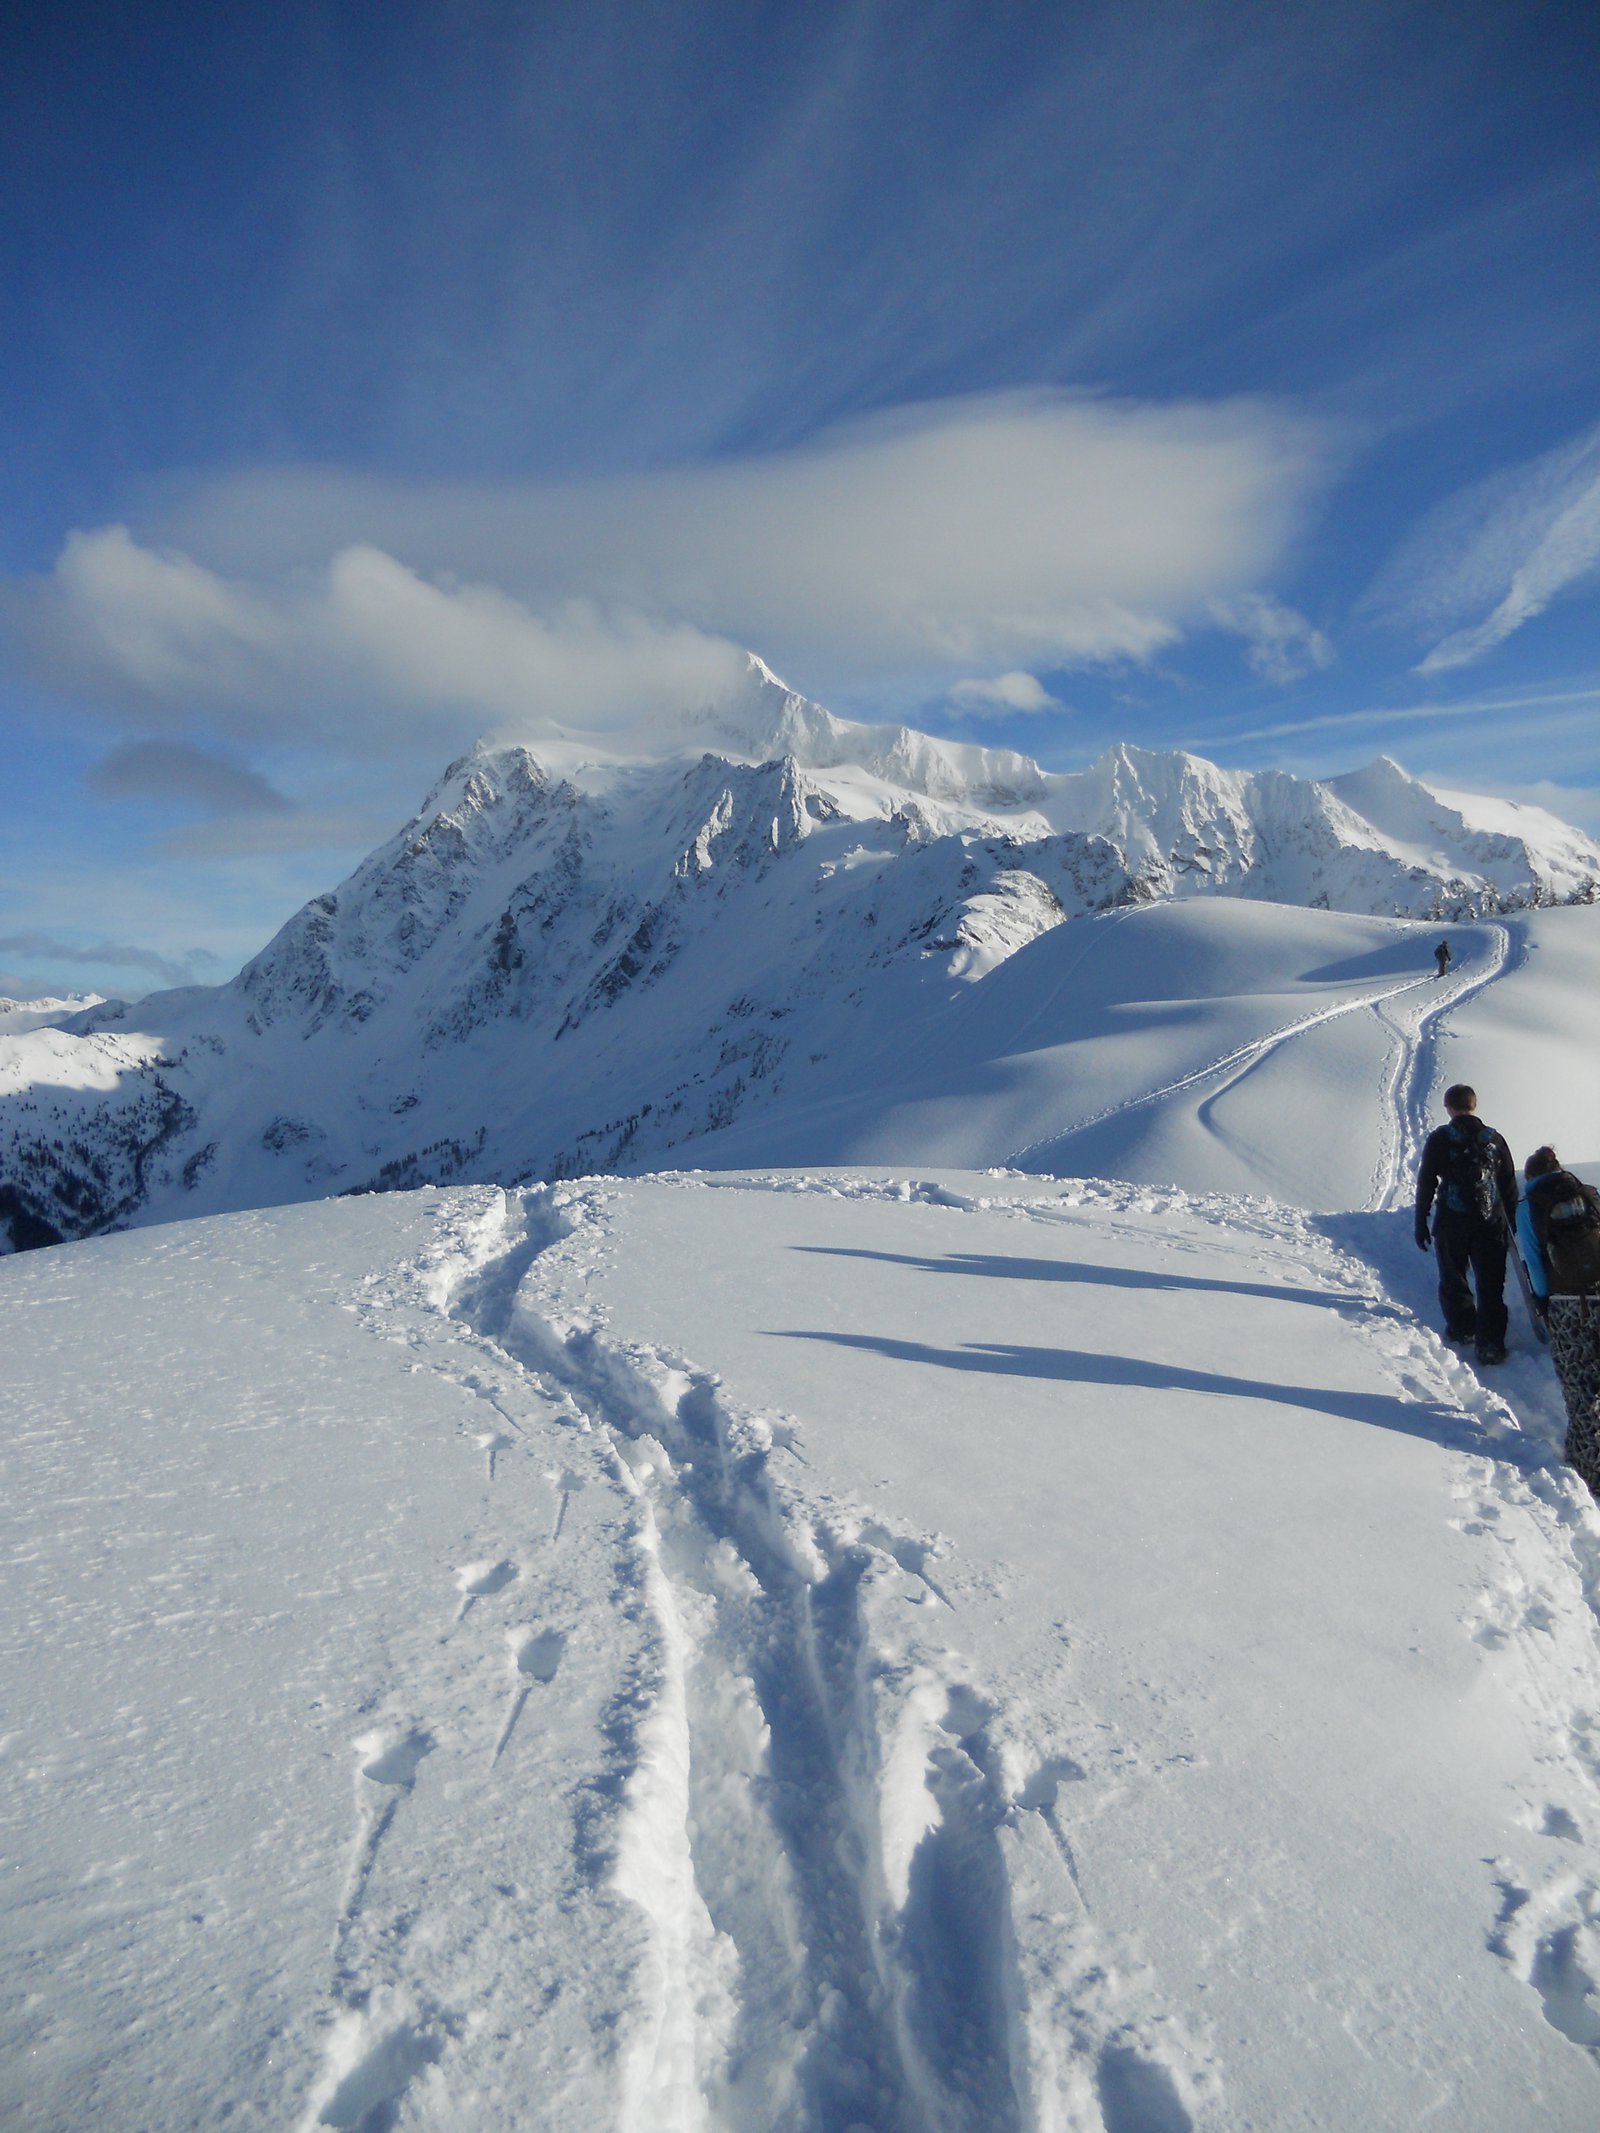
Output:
[1369,922,1515,1212]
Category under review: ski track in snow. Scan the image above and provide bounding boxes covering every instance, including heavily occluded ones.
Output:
[1003,976,1429,1171]
[469,1183,1224,2133]
[1002,925,1511,1200]
[277,902,1600,2128]
[292,1181,1226,2132]
[673,1164,1600,2095]
[1369,922,1517,1214]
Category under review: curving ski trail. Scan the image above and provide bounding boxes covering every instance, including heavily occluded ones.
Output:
[1370,922,1517,1212]
[1002,923,1521,1208]
[1005,967,1436,1171]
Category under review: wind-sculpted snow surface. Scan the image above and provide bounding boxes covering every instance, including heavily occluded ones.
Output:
[3,661,1597,1248]
[7,1175,1600,2127]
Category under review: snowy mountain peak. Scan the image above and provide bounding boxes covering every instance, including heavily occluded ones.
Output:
[4,666,1599,1251]
[616,652,1050,812]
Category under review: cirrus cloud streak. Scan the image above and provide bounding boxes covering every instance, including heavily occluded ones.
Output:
[1369,415,1600,674]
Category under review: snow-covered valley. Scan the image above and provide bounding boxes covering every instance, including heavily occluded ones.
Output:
[5,680,1600,2129]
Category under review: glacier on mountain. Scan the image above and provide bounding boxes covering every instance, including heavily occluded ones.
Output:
[2,659,1597,1250]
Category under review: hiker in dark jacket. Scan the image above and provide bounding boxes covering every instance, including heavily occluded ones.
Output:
[1517,1145,1600,1495]
[1415,1083,1518,1364]
[1434,939,1452,978]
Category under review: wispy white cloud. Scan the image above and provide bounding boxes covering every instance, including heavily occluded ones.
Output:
[1210,592,1333,684]
[1223,682,1600,746]
[1368,416,1600,673]
[18,528,750,752]
[947,671,1063,716]
[140,389,1327,678]
[7,392,1330,782]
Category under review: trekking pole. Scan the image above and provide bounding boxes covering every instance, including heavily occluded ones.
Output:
[1503,1205,1551,1347]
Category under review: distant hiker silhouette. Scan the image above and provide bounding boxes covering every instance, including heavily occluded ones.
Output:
[1415,1084,1517,1365]
[1517,1144,1600,1495]
[1433,939,1452,978]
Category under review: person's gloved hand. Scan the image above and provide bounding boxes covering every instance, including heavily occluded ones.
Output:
[1415,1216,1431,1252]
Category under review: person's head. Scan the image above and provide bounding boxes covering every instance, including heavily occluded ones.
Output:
[1443,1084,1477,1118]
[1525,1145,1561,1180]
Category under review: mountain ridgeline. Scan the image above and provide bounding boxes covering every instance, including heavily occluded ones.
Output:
[3,663,1597,1249]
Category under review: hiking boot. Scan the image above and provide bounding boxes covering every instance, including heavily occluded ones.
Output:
[1444,1327,1477,1345]
[1475,1340,1508,1366]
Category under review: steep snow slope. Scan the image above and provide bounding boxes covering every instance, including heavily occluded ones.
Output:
[6,1176,1600,2130]
[2,662,1596,1250]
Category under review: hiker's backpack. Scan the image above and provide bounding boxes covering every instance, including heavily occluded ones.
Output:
[1441,1122,1501,1223]
[1531,1171,1600,1295]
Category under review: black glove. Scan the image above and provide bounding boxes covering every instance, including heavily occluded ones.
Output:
[1415,1217,1431,1252]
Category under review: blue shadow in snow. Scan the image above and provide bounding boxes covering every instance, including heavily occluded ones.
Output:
[791,1244,1370,1314]
[769,1331,1539,1465]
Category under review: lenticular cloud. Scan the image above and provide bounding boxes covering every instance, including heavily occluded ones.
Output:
[17,389,1331,745]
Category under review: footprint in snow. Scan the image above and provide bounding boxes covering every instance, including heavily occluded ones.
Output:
[517,1628,567,1682]
[1016,1754,1088,1814]
[549,1468,586,1541]
[861,1519,953,1607]
[1096,2038,1194,2133]
[1491,1867,1600,2052]
[361,1731,433,1791]
[492,1629,567,1764]
[338,1732,435,1939]
[477,1430,514,1481]
[453,1558,518,1622]
[316,2015,446,2130]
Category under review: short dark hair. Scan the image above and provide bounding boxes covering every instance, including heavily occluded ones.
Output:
[1525,1145,1560,1179]
[1443,1084,1477,1113]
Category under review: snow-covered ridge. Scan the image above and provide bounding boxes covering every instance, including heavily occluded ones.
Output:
[0,991,110,1035]
[8,1172,1600,2125]
[3,660,1597,1250]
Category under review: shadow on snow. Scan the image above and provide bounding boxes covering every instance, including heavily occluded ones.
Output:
[768,1329,1540,1466]
[791,1243,1368,1315]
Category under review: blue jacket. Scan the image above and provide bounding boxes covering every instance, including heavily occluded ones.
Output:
[1519,1169,1598,1299]
[1517,1188,1553,1299]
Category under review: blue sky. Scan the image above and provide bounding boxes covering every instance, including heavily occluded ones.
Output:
[4,0,1599,995]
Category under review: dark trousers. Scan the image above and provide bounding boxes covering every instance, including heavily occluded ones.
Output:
[1433,1210,1508,1345]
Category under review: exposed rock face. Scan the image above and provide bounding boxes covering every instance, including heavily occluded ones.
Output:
[4,661,1596,1248]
